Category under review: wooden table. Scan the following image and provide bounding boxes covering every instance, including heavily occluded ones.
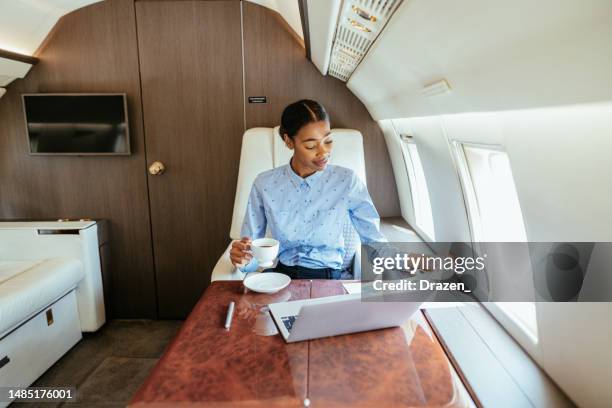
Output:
[130,281,473,407]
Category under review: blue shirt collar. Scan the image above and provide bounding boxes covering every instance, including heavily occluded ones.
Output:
[285,160,326,188]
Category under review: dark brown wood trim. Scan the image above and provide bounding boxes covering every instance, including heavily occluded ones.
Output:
[298,0,311,60]
[0,49,38,65]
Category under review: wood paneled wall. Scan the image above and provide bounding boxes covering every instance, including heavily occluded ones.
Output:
[243,2,400,217]
[0,0,401,319]
[0,0,157,318]
[135,0,245,318]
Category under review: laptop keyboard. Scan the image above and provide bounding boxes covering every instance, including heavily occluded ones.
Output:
[281,315,298,332]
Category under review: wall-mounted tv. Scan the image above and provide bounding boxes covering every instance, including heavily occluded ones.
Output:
[22,93,131,155]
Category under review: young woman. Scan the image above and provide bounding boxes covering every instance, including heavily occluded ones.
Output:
[230,99,387,279]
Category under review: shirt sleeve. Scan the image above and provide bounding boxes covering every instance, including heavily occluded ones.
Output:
[238,182,267,272]
[346,175,416,279]
[347,174,388,243]
[241,182,267,239]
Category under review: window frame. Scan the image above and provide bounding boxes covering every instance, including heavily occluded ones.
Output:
[451,141,539,350]
[452,141,511,242]
[398,134,435,241]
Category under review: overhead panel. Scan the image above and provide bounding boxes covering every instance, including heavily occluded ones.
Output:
[0,57,33,88]
[347,0,612,120]
[0,75,17,87]
[307,0,342,76]
[328,0,402,82]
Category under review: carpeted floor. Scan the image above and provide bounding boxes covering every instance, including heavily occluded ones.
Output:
[11,319,182,408]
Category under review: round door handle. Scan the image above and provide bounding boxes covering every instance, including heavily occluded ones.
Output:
[149,161,165,175]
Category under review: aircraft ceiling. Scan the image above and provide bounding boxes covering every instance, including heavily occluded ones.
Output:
[347,0,612,120]
[2,0,611,119]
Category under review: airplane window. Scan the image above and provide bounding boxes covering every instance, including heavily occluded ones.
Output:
[455,143,537,342]
[460,145,526,242]
[400,139,435,240]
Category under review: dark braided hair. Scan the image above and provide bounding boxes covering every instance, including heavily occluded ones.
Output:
[279,99,329,140]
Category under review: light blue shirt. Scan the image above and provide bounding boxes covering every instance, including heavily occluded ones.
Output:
[240,163,387,271]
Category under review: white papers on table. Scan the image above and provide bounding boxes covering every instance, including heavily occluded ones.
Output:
[342,282,362,294]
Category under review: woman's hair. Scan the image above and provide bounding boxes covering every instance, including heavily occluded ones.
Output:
[279,99,329,140]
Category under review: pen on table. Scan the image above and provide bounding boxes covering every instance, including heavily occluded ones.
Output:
[224,301,235,331]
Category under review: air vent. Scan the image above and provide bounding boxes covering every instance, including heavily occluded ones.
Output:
[328,0,402,82]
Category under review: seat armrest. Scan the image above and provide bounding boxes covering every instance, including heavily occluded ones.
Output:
[352,245,362,280]
[211,242,246,282]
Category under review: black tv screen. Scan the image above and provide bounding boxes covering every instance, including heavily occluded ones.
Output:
[23,94,130,155]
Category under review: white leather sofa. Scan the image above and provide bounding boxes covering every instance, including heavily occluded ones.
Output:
[211,126,367,281]
[0,221,106,407]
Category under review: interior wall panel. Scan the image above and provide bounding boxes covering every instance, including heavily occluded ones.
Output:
[242,2,400,217]
[136,0,245,318]
[0,0,157,318]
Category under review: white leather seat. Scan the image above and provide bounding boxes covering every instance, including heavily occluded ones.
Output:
[0,258,84,337]
[0,221,105,332]
[211,126,366,281]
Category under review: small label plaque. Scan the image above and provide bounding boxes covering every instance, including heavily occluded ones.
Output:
[248,96,267,104]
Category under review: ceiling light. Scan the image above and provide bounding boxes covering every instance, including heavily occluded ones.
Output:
[347,18,372,33]
[352,5,377,22]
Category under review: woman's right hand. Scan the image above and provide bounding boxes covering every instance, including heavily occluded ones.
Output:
[230,237,253,267]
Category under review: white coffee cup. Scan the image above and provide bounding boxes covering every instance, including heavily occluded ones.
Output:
[251,238,280,268]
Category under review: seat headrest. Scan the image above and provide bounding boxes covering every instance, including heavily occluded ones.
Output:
[229,126,366,240]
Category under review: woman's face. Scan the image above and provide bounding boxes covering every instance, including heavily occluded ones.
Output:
[284,120,332,175]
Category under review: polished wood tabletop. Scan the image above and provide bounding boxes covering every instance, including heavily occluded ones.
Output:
[129,280,473,407]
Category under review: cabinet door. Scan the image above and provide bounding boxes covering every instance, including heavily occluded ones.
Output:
[136,0,244,318]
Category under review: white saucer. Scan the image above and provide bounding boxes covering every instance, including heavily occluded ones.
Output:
[243,272,291,294]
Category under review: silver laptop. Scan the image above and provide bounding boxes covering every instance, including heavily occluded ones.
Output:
[268,292,425,343]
